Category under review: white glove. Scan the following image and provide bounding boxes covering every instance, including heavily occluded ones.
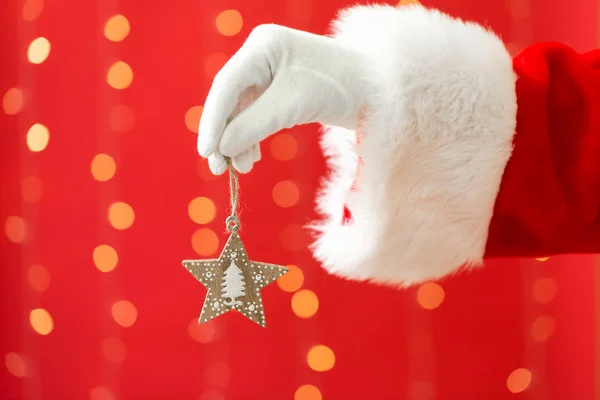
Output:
[197,24,369,174]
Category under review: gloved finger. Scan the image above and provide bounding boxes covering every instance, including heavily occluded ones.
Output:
[232,149,253,173]
[208,152,228,175]
[197,42,272,158]
[252,144,261,162]
[218,66,351,157]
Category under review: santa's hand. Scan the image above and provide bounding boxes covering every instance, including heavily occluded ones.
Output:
[197,24,367,174]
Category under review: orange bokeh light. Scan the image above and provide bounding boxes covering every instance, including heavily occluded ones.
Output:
[90,386,116,400]
[27,37,50,64]
[5,352,27,378]
[277,265,304,292]
[23,0,44,21]
[216,10,243,36]
[192,228,219,256]
[272,180,299,208]
[111,300,138,328]
[204,53,228,79]
[506,368,532,393]
[307,345,335,372]
[270,133,297,161]
[109,104,135,132]
[532,277,557,304]
[104,14,130,42]
[188,319,217,344]
[21,176,42,203]
[30,308,54,335]
[91,154,116,181]
[107,61,133,89]
[108,202,135,230]
[5,216,27,244]
[197,158,219,182]
[185,106,204,133]
[397,0,420,5]
[417,282,445,310]
[3,87,24,115]
[102,337,126,364]
[294,385,322,400]
[188,197,216,224]
[291,289,319,318]
[93,244,118,272]
[28,264,50,292]
[27,123,50,152]
[531,315,556,342]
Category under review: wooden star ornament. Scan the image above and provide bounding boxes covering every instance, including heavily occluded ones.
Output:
[183,230,288,328]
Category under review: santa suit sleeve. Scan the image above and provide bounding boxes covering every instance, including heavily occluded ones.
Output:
[308,4,600,286]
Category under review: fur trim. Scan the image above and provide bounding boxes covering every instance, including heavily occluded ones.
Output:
[309,4,517,286]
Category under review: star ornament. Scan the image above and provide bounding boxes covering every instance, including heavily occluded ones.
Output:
[183,231,288,328]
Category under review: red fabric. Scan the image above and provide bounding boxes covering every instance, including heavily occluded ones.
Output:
[485,43,600,257]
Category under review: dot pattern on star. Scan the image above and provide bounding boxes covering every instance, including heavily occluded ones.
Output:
[183,232,287,328]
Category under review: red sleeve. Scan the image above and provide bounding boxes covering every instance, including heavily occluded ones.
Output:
[485,43,600,258]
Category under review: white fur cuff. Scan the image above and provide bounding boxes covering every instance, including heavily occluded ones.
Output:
[309,4,517,286]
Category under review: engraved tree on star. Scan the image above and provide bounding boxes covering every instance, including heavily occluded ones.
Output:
[221,260,246,306]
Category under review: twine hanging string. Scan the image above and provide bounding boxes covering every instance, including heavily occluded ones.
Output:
[225,157,240,232]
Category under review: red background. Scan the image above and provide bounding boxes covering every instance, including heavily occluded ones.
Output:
[2,0,600,399]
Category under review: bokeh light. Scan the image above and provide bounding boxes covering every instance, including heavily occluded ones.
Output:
[277,264,304,292]
[91,154,116,181]
[23,0,43,21]
[197,158,219,181]
[5,353,27,377]
[506,368,532,393]
[270,133,297,161]
[109,104,135,132]
[188,197,216,224]
[3,87,24,115]
[111,300,138,328]
[307,345,335,372]
[532,277,557,304]
[188,319,217,344]
[30,308,54,335]
[204,52,228,79]
[531,315,556,342]
[185,105,203,133]
[5,216,27,244]
[108,202,135,230]
[417,282,445,310]
[107,61,133,89]
[27,123,50,152]
[205,362,230,387]
[398,0,421,5]
[291,289,319,318]
[28,264,50,293]
[104,14,130,42]
[216,10,243,36]
[102,337,126,364]
[272,180,299,208]
[93,244,118,272]
[21,176,42,203]
[192,228,219,256]
[27,37,50,64]
[295,385,322,400]
[90,386,116,400]
[279,224,309,252]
